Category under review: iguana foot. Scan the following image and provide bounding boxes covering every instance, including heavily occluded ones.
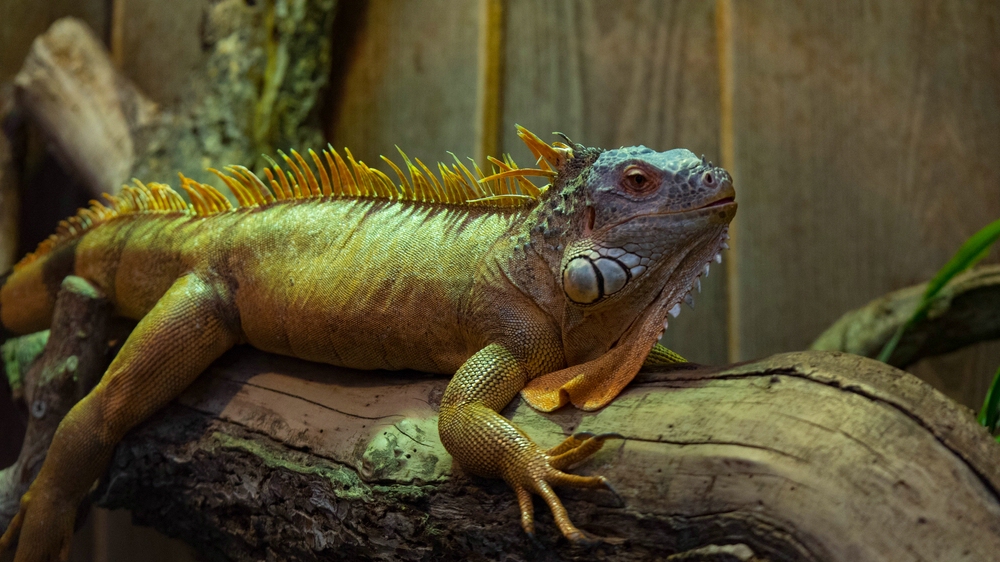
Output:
[507,432,623,544]
[0,485,76,562]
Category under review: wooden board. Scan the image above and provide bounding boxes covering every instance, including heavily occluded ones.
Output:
[0,0,108,84]
[724,1,1000,391]
[110,0,208,106]
[326,0,482,169]
[501,0,727,364]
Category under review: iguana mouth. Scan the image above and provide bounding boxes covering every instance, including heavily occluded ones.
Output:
[609,193,736,227]
[703,196,735,208]
[603,202,735,232]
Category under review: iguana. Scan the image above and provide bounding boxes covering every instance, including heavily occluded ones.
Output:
[0,125,735,560]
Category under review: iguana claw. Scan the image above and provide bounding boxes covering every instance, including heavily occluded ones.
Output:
[508,431,624,543]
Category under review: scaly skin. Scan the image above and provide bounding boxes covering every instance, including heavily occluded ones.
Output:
[0,127,735,559]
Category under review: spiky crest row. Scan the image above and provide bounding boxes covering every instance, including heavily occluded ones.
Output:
[15,127,566,272]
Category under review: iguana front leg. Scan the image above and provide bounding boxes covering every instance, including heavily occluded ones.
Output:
[439,343,617,542]
[0,274,239,562]
[643,343,687,367]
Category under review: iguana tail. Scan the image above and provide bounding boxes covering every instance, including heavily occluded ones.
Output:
[0,243,77,335]
[0,178,202,336]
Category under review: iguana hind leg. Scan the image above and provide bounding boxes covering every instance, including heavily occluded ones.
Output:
[0,274,238,562]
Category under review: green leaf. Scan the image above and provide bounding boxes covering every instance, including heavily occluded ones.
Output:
[878,217,1000,363]
[978,365,1000,434]
[922,217,1000,301]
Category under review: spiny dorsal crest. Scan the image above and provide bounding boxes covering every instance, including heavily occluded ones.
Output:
[13,126,571,271]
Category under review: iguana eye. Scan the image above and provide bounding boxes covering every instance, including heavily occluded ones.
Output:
[622,166,658,195]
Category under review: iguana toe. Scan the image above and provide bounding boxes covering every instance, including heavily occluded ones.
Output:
[504,440,624,545]
[548,432,621,470]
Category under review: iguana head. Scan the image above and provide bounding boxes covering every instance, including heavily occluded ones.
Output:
[514,127,735,409]
[556,146,733,308]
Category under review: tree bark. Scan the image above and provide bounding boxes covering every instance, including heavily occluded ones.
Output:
[85,348,1000,562]
[810,264,1000,368]
[0,277,112,530]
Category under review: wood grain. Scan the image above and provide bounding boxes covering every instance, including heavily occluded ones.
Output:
[726,1,1000,376]
[326,0,482,170]
[0,0,108,84]
[110,0,209,106]
[502,0,727,364]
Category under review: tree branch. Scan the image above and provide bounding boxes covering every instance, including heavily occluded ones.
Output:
[811,265,1000,368]
[4,284,999,560]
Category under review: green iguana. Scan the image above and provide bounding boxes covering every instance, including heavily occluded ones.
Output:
[0,125,735,560]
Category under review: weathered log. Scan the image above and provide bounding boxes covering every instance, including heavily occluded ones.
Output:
[0,277,111,530]
[84,348,1000,562]
[811,265,1000,368]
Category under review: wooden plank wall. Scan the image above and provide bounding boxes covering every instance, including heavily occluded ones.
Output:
[327,0,1000,403]
[500,0,727,364]
[722,0,1000,405]
[327,0,482,169]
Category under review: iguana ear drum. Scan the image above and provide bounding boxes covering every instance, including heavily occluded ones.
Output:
[562,256,630,304]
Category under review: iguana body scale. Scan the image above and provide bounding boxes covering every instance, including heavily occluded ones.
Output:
[0,127,736,560]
